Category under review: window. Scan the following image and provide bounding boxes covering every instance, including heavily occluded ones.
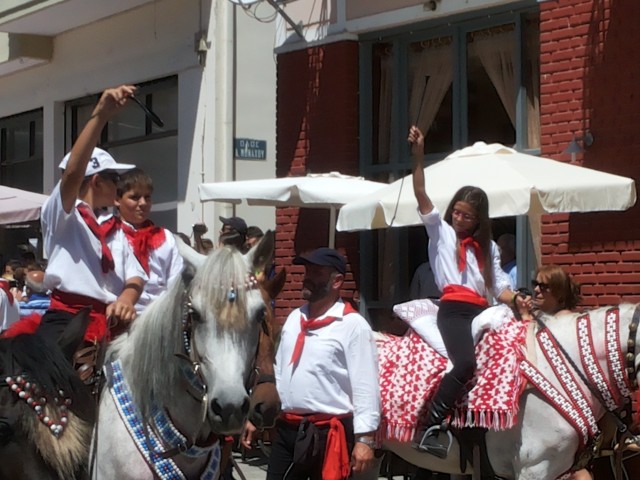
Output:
[0,109,44,265]
[360,10,540,315]
[0,109,43,192]
[65,77,179,231]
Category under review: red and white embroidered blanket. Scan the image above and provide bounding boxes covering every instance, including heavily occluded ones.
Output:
[377,315,528,442]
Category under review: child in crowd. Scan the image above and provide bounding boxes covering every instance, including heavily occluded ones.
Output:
[38,85,147,349]
[115,168,183,313]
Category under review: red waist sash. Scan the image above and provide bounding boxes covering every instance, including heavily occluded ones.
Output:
[50,290,109,341]
[281,412,352,480]
[441,284,489,308]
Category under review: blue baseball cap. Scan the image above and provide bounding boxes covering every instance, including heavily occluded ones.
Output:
[293,247,346,275]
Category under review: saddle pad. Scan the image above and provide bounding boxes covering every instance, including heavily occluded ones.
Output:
[377,310,528,442]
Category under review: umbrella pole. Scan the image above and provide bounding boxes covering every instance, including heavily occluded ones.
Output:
[329,206,336,249]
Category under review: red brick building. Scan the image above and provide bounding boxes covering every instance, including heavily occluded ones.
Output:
[272,0,640,323]
[538,1,640,306]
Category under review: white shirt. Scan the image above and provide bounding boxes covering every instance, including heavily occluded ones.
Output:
[419,207,511,299]
[0,289,20,331]
[120,220,184,312]
[275,300,381,434]
[41,183,147,304]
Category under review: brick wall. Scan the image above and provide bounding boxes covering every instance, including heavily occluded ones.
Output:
[539,0,640,306]
[275,41,360,323]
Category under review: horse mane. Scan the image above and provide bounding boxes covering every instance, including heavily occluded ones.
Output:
[110,246,252,420]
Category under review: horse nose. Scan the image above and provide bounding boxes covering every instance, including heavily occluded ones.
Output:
[210,396,251,418]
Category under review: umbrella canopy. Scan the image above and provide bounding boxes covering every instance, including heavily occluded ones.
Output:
[198,172,386,247]
[337,142,637,232]
[0,186,49,225]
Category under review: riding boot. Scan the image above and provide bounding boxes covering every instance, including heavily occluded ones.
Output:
[413,373,465,458]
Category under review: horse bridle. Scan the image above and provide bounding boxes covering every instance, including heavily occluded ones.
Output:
[165,280,272,458]
[175,291,209,421]
[162,291,211,458]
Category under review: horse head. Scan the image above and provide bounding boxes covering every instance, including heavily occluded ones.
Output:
[248,266,286,429]
[117,231,279,439]
[0,309,93,480]
[184,231,281,434]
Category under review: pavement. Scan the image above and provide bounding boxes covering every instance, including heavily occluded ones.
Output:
[226,450,268,480]
[225,449,447,480]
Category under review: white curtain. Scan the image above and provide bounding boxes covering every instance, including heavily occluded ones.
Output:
[526,26,541,149]
[408,40,453,134]
[470,30,517,128]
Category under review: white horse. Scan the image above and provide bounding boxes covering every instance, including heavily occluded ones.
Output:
[92,236,276,479]
[370,304,640,480]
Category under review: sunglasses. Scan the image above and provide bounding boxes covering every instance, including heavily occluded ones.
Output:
[451,208,476,222]
[531,280,550,292]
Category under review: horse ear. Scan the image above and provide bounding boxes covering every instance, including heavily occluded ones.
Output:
[246,230,274,274]
[58,307,92,361]
[175,234,206,271]
[262,268,286,301]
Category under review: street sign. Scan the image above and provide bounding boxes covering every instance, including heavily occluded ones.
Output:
[234,138,267,160]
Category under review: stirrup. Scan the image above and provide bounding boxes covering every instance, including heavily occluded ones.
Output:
[414,425,453,459]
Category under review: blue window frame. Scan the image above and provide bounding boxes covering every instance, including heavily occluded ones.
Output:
[358,8,540,320]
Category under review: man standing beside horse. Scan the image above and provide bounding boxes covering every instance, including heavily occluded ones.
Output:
[243,247,381,479]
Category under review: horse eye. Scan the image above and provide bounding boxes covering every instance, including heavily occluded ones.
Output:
[257,307,266,324]
[189,306,203,323]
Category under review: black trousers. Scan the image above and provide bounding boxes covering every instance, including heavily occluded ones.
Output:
[267,417,355,480]
[437,300,485,385]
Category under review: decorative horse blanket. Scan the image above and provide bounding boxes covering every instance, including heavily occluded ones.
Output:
[377,300,527,442]
[106,360,221,480]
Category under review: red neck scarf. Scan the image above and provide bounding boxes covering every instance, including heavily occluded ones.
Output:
[289,302,357,366]
[120,220,166,274]
[458,236,484,273]
[77,204,119,273]
[0,281,13,305]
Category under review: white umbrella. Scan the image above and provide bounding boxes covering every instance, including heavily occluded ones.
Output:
[0,186,49,225]
[336,142,637,259]
[198,172,386,247]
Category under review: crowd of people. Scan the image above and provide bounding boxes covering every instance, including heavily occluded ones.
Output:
[0,86,608,480]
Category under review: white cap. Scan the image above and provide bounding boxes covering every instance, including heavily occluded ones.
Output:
[59,147,135,177]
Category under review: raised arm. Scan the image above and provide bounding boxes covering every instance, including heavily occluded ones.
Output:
[408,125,434,215]
[60,85,136,213]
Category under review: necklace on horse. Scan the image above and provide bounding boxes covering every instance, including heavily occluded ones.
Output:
[5,375,71,437]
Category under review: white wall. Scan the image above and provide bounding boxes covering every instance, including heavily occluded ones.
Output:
[275,0,527,50]
[233,4,277,232]
[0,0,278,237]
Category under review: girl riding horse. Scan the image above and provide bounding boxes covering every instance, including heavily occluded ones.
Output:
[408,125,528,457]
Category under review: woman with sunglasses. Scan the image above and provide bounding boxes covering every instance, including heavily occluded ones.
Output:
[408,126,526,458]
[528,265,581,317]
[521,266,592,480]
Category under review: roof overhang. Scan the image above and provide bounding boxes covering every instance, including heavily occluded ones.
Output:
[0,0,155,36]
[0,32,52,76]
